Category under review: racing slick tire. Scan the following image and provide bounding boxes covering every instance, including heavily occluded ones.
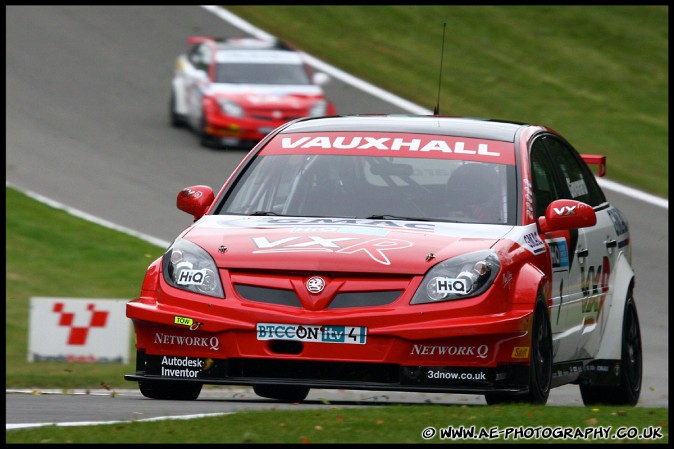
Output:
[253,385,310,403]
[580,292,642,406]
[138,380,202,401]
[199,112,217,148]
[485,297,552,405]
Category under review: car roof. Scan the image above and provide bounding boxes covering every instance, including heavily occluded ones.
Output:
[214,49,304,65]
[278,115,535,142]
[211,37,294,51]
[205,37,303,65]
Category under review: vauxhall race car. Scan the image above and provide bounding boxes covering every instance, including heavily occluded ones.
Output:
[169,36,336,149]
[126,114,642,406]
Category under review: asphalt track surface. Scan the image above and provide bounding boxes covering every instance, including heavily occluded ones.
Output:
[6,6,668,429]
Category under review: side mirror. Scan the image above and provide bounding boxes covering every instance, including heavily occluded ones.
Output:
[537,199,596,233]
[177,185,214,221]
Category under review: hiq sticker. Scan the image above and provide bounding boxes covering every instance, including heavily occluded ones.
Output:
[434,277,468,294]
[177,269,208,285]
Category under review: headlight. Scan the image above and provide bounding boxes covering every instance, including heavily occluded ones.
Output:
[162,239,224,298]
[309,100,328,116]
[217,98,244,117]
[410,250,500,304]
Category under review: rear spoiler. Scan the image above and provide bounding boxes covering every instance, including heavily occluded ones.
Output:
[581,154,606,177]
[186,36,292,50]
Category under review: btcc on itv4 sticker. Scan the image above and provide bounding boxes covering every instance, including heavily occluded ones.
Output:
[257,323,367,344]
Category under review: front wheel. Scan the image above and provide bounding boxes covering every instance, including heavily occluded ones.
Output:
[485,297,552,405]
[253,384,310,403]
[580,292,642,406]
[138,380,202,400]
[198,111,218,148]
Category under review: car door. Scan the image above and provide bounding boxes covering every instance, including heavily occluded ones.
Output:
[529,137,581,363]
[541,136,618,361]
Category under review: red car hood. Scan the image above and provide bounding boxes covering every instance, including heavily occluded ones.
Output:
[181,216,514,275]
[208,84,325,109]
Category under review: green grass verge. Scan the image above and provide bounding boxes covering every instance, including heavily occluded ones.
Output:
[5,187,164,390]
[6,404,668,444]
[225,5,668,199]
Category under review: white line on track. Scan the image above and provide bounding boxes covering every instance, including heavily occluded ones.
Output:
[5,389,235,430]
[6,413,233,431]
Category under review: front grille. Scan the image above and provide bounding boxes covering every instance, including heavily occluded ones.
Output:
[235,285,301,307]
[329,291,401,308]
[250,114,303,122]
[234,284,402,308]
[228,358,400,384]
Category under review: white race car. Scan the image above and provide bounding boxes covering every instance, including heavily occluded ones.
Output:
[169,36,336,149]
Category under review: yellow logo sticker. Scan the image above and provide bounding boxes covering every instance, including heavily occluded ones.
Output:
[512,346,530,358]
[174,316,194,326]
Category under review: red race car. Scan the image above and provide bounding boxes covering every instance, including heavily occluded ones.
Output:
[169,36,336,149]
[126,114,641,406]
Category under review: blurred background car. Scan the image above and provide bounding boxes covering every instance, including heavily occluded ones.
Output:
[169,36,336,149]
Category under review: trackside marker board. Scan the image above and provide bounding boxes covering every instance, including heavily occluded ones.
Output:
[28,297,130,363]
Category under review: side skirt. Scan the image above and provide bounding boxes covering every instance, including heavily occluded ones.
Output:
[552,359,621,388]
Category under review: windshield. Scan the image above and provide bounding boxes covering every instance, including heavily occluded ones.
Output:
[215,63,312,85]
[218,154,516,225]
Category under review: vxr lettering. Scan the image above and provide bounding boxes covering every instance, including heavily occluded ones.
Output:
[553,205,577,216]
[251,236,412,265]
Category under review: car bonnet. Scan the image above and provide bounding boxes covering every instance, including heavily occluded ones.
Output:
[180,215,514,275]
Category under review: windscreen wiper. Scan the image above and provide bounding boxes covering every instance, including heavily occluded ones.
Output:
[249,211,281,216]
[364,214,431,222]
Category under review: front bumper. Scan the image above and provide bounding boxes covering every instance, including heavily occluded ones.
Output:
[204,115,287,142]
[125,351,530,394]
[125,299,535,395]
